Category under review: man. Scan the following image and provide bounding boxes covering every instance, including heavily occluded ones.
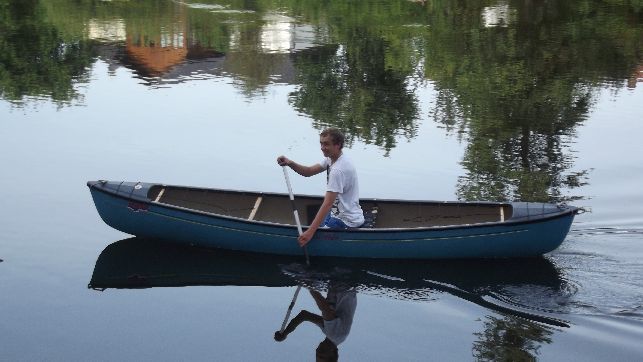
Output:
[277,128,364,247]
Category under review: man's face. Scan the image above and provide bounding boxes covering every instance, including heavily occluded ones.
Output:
[320,135,341,158]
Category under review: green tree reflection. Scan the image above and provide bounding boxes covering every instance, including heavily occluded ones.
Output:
[289,41,420,154]
[2,0,641,191]
[283,0,432,152]
[424,0,642,202]
[473,315,554,361]
[0,0,95,105]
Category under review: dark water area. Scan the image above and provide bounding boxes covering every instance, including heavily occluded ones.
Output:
[1,0,643,360]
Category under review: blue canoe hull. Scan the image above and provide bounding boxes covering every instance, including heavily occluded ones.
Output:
[87,181,578,259]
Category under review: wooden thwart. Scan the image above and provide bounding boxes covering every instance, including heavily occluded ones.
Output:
[154,188,166,202]
[248,196,263,220]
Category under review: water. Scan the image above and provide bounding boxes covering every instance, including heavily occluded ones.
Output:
[1,0,642,360]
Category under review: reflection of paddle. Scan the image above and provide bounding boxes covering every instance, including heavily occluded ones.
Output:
[282,166,310,265]
[278,285,302,334]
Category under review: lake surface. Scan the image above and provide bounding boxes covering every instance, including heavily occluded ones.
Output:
[1,0,642,360]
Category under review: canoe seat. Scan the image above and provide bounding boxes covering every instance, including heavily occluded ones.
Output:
[154,188,166,202]
[248,196,263,220]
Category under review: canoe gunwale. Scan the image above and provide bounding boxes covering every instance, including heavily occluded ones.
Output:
[88,181,578,233]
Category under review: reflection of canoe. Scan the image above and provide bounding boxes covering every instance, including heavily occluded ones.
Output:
[87,180,578,259]
[89,238,570,327]
[89,238,565,291]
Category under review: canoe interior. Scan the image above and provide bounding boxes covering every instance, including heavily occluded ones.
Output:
[148,185,513,228]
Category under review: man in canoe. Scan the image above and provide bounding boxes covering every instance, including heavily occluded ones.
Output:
[277,128,364,247]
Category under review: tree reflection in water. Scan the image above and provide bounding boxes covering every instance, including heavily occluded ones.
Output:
[423,0,641,202]
[289,40,420,155]
[3,0,641,201]
[0,0,95,105]
[473,315,554,361]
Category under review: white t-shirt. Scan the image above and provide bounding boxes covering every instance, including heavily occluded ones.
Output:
[321,288,357,345]
[320,154,364,227]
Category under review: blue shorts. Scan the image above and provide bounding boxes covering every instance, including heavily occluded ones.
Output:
[322,212,349,229]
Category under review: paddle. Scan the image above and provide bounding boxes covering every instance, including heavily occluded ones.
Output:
[277,285,302,335]
[282,166,310,266]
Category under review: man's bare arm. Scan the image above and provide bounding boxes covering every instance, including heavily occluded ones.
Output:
[309,289,337,321]
[274,310,323,341]
[298,191,338,246]
[277,156,325,177]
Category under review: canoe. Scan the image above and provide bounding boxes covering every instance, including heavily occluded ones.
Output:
[88,237,570,327]
[87,180,579,259]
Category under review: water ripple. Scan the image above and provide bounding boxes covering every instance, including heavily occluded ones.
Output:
[570,226,643,236]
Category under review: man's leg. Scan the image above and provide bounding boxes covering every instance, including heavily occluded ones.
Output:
[321,212,348,229]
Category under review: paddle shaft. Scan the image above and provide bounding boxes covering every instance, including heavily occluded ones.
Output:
[279,285,302,333]
[282,166,310,265]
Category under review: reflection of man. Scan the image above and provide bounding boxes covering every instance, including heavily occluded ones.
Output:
[274,283,357,361]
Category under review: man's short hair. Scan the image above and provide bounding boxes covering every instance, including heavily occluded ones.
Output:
[316,338,338,361]
[320,128,345,149]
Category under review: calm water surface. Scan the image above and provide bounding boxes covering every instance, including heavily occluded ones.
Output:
[1,0,642,360]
